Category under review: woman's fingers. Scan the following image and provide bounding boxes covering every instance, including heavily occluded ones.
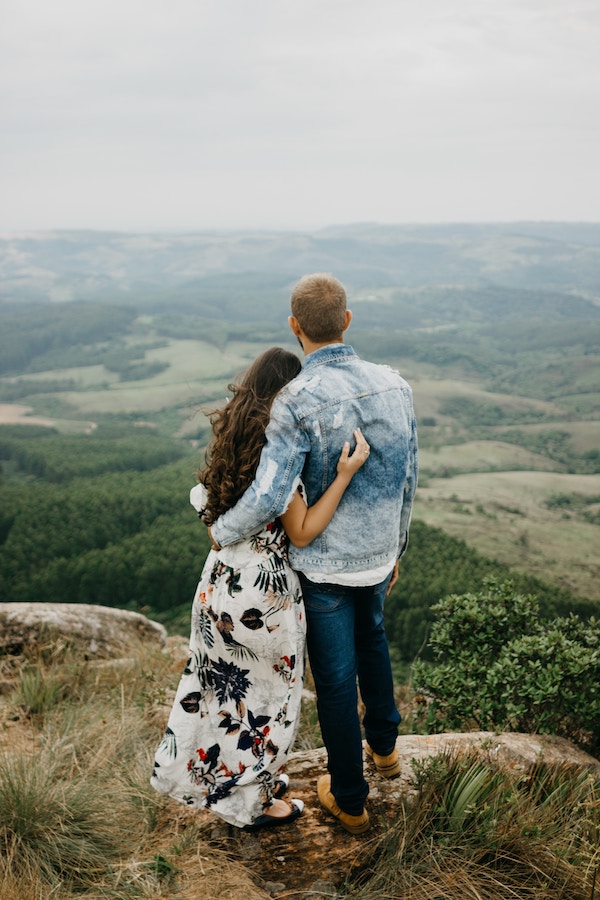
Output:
[339,441,350,462]
[353,427,370,460]
[337,428,371,474]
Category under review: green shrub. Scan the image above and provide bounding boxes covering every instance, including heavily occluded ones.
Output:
[413,578,600,752]
[486,616,600,739]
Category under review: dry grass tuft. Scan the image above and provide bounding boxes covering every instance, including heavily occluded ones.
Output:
[2,638,599,899]
[0,639,270,900]
[345,751,600,900]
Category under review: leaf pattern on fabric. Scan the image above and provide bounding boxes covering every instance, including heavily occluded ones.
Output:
[274,701,294,729]
[197,602,259,660]
[240,608,264,631]
[254,554,289,595]
[273,655,296,683]
[180,692,201,714]
[210,560,243,596]
[150,503,305,828]
[219,707,279,765]
[225,641,259,663]
[205,777,240,806]
[186,742,221,787]
[210,658,251,704]
[183,649,212,692]
[249,520,288,557]
[225,569,242,596]
[217,611,235,637]
[193,604,215,649]
[157,726,177,759]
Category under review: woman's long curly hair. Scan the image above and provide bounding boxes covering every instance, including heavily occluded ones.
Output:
[198,347,302,525]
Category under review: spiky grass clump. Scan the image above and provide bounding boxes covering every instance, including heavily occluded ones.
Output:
[11,665,71,718]
[0,640,272,899]
[346,751,600,900]
[0,743,141,890]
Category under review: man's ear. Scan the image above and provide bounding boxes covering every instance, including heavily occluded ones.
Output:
[288,315,302,338]
[343,309,353,332]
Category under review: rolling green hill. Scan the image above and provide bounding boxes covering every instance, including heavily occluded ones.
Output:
[1,224,599,647]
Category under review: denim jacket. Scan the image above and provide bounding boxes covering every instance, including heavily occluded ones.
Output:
[211,343,418,575]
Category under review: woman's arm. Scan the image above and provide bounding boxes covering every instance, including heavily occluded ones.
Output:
[280,428,370,548]
[210,394,310,548]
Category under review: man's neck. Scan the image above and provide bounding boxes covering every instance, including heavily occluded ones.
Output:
[302,337,344,356]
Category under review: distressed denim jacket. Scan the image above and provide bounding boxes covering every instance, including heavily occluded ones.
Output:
[211,343,418,575]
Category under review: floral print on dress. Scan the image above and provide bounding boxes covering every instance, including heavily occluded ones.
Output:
[151,488,305,829]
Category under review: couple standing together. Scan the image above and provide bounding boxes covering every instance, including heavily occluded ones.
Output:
[151,273,418,834]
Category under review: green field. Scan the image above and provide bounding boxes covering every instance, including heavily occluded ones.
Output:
[0,336,296,432]
[414,470,600,601]
[2,332,599,603]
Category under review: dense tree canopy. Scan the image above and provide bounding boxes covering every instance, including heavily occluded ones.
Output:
[1,426,594,658]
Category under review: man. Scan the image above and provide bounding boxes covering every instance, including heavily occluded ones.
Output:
[210,273,418,833]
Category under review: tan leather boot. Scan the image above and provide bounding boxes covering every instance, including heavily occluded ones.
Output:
[317,774,370,834]
[365,742,401,778]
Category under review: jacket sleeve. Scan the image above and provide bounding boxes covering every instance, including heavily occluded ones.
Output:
[398,396,419,559]
[210,394,310,548]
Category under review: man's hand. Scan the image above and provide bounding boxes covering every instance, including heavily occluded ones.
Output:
[207,525,221,551]
[386,561,399,595]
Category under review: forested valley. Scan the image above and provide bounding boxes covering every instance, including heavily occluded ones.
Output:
[1,224,599,665]
[2,421,595,661]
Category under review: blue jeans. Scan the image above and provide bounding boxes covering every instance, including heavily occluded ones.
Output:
[299,572,401,816]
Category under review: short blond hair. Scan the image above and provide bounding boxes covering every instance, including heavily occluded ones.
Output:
[290,273,347,343]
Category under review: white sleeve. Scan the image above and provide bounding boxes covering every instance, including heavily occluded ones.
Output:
[190,482,209,514]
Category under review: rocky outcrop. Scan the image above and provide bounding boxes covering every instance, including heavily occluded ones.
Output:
[2,603,598,899]
[166,732,600,899]
[0,602,167,658]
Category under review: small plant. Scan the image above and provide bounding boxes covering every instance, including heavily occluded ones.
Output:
[412,578,600,752]
[11,666,68,718]
[409,753,450,792]
[345,751,600,900]
[144,852,180,886]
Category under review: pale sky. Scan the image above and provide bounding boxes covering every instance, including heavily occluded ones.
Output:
[1,0,599,231]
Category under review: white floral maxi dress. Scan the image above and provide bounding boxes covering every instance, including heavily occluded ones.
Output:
[151,484,306,828]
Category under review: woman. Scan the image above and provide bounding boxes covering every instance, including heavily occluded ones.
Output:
[151,347,369,830]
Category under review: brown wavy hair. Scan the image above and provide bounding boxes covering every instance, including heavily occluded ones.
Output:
[198,347,302,524]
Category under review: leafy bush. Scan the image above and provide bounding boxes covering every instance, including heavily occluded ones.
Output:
[413,578,600,752]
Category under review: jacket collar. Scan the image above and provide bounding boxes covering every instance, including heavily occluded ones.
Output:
[302,343,357,369]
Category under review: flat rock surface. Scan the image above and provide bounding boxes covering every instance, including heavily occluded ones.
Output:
[169,732,600,898]
[0,601,166,658]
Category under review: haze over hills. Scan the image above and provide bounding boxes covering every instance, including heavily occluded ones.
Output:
[1,222,599,304]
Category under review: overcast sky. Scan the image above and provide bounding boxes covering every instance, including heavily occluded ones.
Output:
[1,0,599,231]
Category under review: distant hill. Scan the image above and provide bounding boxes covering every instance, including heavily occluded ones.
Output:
[1,223,599,304]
